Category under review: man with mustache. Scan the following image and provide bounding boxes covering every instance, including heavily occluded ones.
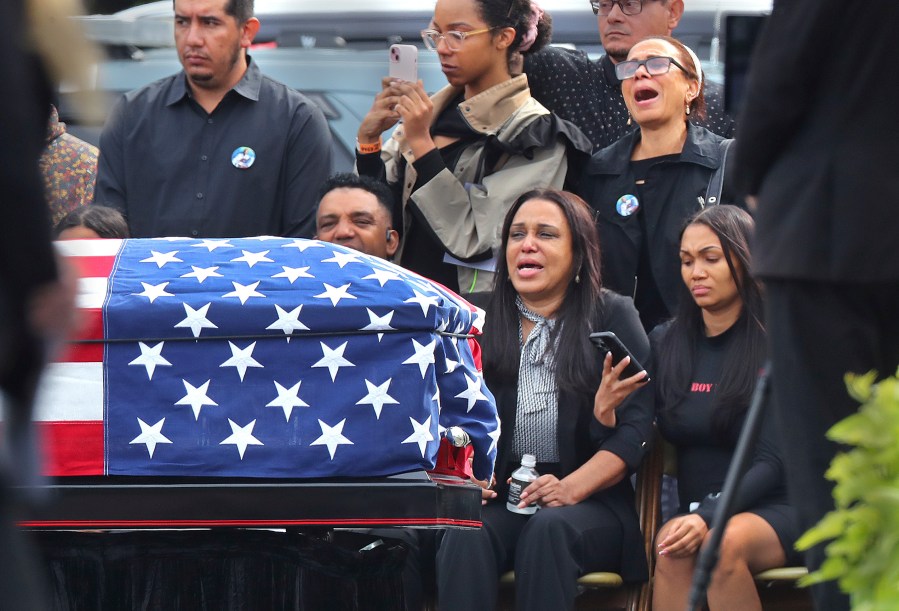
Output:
[523,0,734,151]
[95,0,332,238]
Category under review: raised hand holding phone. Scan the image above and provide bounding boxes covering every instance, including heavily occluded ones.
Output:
[590,331,649,426]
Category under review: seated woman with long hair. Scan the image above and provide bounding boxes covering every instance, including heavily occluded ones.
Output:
[651,205,799,611]
[356,0,590,295]
[437,188,653,610]
[580,36,741,331]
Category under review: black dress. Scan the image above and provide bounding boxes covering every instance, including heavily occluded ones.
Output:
[653,324,799,562]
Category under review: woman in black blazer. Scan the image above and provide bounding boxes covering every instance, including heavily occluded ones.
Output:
[436,188,653,611]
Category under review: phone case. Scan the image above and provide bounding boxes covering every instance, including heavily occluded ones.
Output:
[389,44,418,82]
[589,331,649,381]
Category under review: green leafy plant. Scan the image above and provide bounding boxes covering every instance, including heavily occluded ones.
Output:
[796,368,899,611]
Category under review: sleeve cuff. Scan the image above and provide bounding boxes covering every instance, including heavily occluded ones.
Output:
[411,148,446,187]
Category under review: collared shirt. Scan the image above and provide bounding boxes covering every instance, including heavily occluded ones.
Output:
[95,57,332,238]
[524,47,735,152]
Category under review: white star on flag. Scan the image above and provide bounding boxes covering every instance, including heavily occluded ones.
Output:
[174,302,218,338]
[432,389,442,412]
[314,283,356,307]
[220,341,263,381]
[266,305,309,336]
[220,419,264,459]
[133,281,174,303]
[487,416,502,455]
[444,357,460,374]
[455,373,489,412]
[311,418,353,459]
[175,379,218,420]
[405,289,440,317]
[193,239,233,251]
[312,341,355,381]
[403,338,436,378]
[223,280,265,304]
[140,250,183,268]
[266,381,309,421]
[322,250,363,268]
[402,416,434,457]
[356,379,400,419]
[128,341,172,380]
[362,267,401,287]
[180,265,223,283]
[231,250,273,267]
[281,239,323,252]
[359,308,395,341]
[271,266,313,283]
[130,418,172,458]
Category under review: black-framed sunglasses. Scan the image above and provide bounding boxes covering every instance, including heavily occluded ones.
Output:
[590,0,644,16]
[615,56,690,81]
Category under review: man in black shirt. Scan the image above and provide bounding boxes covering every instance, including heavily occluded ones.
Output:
[524,0,734,151]
[95,0,332,238]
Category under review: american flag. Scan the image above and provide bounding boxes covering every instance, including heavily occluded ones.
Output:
[35,237,500,481]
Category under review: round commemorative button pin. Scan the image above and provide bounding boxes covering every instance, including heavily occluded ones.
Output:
[231,146,256,169]
[616,194,640,217]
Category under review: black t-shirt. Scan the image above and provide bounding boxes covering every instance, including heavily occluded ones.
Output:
[657,325,736,513]
[629,155,679,331]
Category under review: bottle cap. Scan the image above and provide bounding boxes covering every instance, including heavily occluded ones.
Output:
[521,454,536,468]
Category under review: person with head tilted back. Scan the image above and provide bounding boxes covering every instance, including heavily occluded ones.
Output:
[579,36,741,332]
[355,0,591,296]
[523,0,735,152]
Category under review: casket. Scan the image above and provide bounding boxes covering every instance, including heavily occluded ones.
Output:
[36,237,499,481]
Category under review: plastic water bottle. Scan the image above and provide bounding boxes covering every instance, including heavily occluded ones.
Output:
[507,454,539,514]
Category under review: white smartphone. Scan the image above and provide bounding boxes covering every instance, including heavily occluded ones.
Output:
[389,44,419,82]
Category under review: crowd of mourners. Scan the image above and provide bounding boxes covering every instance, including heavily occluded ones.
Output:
[44,0,802,609]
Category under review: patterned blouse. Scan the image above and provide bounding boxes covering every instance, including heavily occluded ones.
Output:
[40,105,99,225]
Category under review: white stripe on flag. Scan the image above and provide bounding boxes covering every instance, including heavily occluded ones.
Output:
[77,277,109,309]
[54,239,123,257]
[33,362,104,421]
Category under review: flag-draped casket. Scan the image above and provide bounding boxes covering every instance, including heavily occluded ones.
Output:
[37,238,499,481]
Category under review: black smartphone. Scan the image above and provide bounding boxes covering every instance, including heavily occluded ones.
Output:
[589,331,649,381]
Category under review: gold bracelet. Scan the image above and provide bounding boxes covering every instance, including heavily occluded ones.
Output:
[357,139,382,154]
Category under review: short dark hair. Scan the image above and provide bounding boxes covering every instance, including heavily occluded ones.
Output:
[317,173,396,223]
[482,188,604,394]
[54,205,130,239]
[173,0,254,23]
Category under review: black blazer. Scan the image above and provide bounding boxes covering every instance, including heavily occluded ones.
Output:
[733,0,899,282]
[478,289,654,582]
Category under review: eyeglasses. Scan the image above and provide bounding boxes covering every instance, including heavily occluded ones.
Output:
[421,28,494,52]
[615,55,690,80]
[590,0,645,16]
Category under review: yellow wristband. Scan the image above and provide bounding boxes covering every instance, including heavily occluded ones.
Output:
[357,139,382,154]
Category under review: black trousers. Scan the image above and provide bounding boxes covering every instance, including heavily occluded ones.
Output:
[436,498,623,611]
[765,280,899,611]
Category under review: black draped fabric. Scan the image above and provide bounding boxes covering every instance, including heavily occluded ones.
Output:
[35,529,407,610]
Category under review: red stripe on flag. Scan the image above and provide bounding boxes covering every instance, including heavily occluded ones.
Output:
[39,422,104,476]
[56,309,104,363]
[68,254,115,278]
